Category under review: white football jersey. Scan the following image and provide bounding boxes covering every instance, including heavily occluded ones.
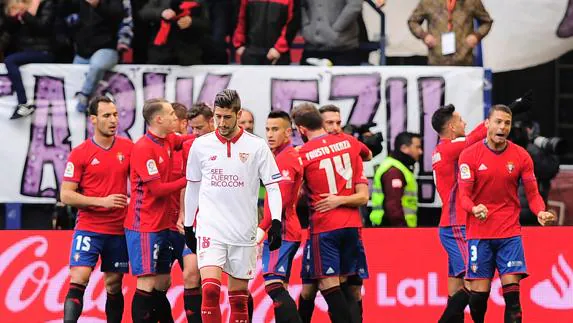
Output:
[186,128,281,246]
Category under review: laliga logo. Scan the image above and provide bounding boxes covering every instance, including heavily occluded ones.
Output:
[531,254,573,310]
[377,273,448,307]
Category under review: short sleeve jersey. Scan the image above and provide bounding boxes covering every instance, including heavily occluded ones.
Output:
[186,128,282,246]
[63,136,133,235]
[125,132,176,232]
[432,123,487,227]
[458,140,537,239]
[298,133,368,234]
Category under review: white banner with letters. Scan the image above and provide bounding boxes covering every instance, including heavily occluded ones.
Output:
[364,0,573,72]
[0,64,484,204]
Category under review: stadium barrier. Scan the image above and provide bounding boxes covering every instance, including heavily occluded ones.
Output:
[1,228,572,322]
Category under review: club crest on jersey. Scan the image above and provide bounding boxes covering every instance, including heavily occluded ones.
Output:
[471,264,478,273]
[507,162,515,174]
[117,152,125,164]
[239,152,249,163]
[73,252,80,262]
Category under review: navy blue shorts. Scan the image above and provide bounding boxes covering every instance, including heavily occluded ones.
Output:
[262,240,300,282]
[69,230,129,273]
[301,228,369,281]
[439,225,468,277]
[168,230,186,270]
[125,229,172,276]
[466,236,529,280]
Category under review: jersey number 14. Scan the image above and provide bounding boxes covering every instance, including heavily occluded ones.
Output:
[319,153,353,194]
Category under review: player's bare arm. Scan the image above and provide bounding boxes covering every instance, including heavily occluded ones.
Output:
[60,181,128,209]
[177,188,185,234]
[314,183,369,213]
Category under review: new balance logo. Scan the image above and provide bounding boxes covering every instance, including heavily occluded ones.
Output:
[91,158,100,165]
[278,266,286,273]
[326,267,335,274]
[210,155,217,161]
[478,164,488,171]
[531,254,573,309]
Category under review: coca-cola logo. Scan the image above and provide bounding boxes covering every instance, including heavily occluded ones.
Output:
[0,235,314,322]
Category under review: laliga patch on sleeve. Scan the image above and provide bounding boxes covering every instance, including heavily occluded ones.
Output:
[271,173,282,180]
[64,162,74,178]
[432,152,441,164]
[459,163,471,180]
[391,179,403,188]
[146,159,158,175]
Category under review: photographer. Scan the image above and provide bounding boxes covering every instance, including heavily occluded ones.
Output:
[509,93,565,225]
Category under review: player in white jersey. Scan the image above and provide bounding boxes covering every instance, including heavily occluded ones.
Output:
[184,89,284,323]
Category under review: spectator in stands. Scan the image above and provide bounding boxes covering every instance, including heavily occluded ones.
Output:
[1,0,56,120]
[238,108,254,133]
[370,132,422,228]
[117,0,134,63]
[300,0,362,66]
[408,0,493,66]
[233,0,299,65]
[140,0,209,65]
[207,0,237,63]
[62,0,124,113]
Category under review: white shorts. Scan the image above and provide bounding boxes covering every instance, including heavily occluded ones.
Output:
[196,236,256,280]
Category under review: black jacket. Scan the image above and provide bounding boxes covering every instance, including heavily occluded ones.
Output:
[232,0,300,53]
[64,0,124,58]
[1,0,56,53]
[139,0,210,46]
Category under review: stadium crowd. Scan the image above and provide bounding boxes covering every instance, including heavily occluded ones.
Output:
[0,0,492,119]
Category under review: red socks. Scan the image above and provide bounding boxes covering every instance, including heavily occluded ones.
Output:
[201,278,222,323]
[229,290,249,323]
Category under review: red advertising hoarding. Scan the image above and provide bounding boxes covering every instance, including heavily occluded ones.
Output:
[1,228,572,322]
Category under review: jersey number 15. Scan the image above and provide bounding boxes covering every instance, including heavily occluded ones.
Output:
[319,152,353,194]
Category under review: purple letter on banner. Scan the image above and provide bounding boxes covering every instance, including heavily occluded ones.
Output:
[197,74,231,105]
[271,79,319,112]
[143,72,167,101]
[385,77,407,153]
[22,76,71,197]
[329,73,381,126]
[271,79,319,146]
[418,77,445,202]
[176,78,193,109]
[142,72,167,133]
[87,72,136,139]
[0,75,13,96]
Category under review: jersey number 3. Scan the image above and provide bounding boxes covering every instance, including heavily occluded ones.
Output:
[319,152,353,194]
